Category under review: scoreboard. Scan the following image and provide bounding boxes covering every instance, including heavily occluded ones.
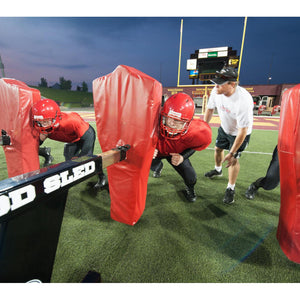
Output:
[186,46,239,83]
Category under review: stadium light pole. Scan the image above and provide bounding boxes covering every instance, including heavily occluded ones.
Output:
[237,16,247,81]
[177,17,248,87]
[177,19,183,87]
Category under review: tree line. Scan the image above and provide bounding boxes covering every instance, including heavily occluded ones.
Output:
[38,77,88,92]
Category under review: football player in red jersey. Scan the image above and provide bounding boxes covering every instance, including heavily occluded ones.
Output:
[31,98,106,190]
[151,93,212,202]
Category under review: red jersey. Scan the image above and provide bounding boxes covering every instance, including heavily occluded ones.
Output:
[48,112,90,143]
[156,119,212,156]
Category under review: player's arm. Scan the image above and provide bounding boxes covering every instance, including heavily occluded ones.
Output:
[223,127,248,167]
[181,148,195,159]
[170,148,195,166]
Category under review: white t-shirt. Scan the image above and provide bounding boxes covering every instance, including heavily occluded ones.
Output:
[207,86,254,136]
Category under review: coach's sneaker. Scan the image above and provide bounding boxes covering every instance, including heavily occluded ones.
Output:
[184,185,197,202]
[205,169,222,178]
[245,182,259,200]
[223,188,235,204]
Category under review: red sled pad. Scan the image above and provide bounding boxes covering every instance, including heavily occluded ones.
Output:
[93,65,162,225]
[0,79,40,177]
[277,83,300,263]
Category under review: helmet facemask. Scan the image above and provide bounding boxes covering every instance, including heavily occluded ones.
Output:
[34,116,59,134]
[160,112,191,140]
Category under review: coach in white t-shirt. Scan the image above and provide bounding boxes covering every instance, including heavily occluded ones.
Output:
[204,66,253,205]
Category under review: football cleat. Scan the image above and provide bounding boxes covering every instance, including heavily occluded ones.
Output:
[245,183,259,200]
[93,174,108,191]
[184,185,197,202]
[152,163,163,178]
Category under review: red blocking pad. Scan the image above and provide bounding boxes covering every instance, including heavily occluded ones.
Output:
[277,83,300,263]
[93,65,162,225]
[0,79,40,177]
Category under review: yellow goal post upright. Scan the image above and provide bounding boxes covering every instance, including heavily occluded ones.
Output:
[176,17,248,114]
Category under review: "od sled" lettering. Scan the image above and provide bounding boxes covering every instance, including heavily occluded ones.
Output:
[0,161,95,218]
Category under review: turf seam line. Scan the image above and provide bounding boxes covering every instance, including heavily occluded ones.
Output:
[221,224,275,275]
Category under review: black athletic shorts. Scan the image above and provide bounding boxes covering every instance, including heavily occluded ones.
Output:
[215,126,251,158]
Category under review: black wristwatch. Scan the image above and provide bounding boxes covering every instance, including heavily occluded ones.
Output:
[229,151,239,159]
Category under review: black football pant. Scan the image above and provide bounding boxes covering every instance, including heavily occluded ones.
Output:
[63,125,96,160]
[254,145,279,190]
[63,125,104,179]
[151,156,197,188]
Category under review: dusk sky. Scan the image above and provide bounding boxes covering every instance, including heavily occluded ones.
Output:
[1,3,299,91]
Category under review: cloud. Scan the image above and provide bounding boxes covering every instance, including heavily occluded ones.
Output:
[0,16,300,89]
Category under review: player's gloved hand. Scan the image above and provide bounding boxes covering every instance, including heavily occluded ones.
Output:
[170,153,184,166]
[153,149,158,159]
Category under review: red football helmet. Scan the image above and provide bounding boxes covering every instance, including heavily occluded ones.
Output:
[32,99,61,134]
[160,93,195,139]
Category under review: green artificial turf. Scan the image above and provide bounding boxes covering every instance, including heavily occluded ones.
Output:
[1,124,300,283]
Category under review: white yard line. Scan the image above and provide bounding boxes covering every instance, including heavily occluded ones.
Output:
[206,147,272,155]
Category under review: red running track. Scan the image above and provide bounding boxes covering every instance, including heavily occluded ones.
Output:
[77,111,280,131]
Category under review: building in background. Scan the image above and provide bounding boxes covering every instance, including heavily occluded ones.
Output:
[163,83,296,115]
